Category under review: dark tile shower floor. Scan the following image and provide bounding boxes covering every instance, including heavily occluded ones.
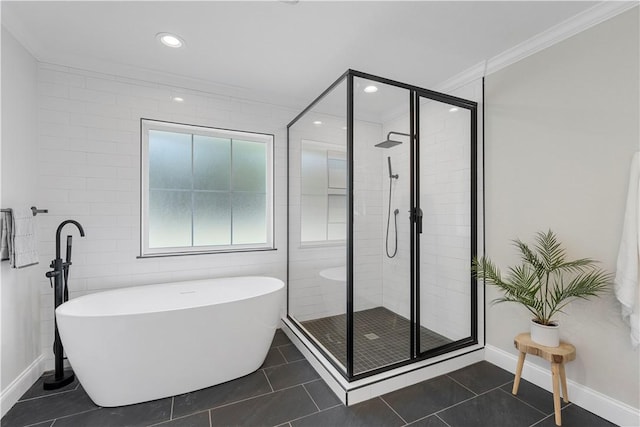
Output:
[1,330,618,427]
[301,307,452,374]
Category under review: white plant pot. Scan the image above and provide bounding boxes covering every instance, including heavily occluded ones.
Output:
[530,319,560,347]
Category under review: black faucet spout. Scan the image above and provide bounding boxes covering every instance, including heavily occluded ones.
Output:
[55,220,85,259]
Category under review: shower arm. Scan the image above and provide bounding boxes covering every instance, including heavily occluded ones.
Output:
[386,131,411,140]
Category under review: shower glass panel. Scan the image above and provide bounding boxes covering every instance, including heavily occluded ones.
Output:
[287,70,478,381]
[416,95,473,355]
[288,77,348,371]
[352,77,412,374]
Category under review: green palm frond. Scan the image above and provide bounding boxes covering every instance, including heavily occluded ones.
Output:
[512,239,545,276]
[473,230,611,325]
[534,229,566,271]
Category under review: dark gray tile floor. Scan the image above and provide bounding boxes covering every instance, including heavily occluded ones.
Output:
[1,331,617,427]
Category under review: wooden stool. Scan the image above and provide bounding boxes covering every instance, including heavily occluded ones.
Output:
[512,333,576,426]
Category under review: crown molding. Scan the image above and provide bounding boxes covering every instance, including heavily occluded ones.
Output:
[485,1,639,76]
[436,1,639,94]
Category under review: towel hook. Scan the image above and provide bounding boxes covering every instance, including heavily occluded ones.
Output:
[30,207,48,216]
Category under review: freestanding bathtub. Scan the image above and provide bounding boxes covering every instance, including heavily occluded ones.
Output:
[56,276,284,407]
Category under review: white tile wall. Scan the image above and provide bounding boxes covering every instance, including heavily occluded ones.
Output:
[36,63,293,369]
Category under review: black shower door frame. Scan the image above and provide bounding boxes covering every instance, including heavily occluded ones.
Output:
[286,69,480,382]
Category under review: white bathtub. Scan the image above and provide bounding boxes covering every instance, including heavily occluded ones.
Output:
[56,276,284,407]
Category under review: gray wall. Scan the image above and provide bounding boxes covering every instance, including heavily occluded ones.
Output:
[485,8,639,408]
[1,28,40,391]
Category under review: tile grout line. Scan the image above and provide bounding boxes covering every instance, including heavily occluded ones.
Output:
[529,412,555,427]
[433,392,484,417]
[473,378,519,398]
[37,407,101,426]
[496,386,548,416]
[202,378,320,415]
[25,418,56,427]
[16,387,81,403]
[445,374,479,396]
[147,409,211,426]
[202,384,302,413]
[528,403,573,427]
[175,392,275,418]
[264,359,290,370]
[276,346,289,364]
[284,405,334,426]
[436,413,453,427]
[301,383,321,413]
[379,396,408,425]
[262,369,275,393]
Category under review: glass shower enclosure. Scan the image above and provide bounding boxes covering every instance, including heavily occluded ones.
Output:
[287,70,478,380]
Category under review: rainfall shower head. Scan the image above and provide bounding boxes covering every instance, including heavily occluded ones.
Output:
[375,131,410,149]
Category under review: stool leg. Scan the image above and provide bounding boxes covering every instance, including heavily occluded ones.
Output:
[559,363,569,403]
[552,362,562,426]
[512,351,526,395]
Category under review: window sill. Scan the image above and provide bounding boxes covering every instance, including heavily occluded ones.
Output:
[137,247,277,259]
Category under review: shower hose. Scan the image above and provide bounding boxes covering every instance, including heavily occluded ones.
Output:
[385,176,399,258]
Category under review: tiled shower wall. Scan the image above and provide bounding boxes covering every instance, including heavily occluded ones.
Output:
[35,63,292,369]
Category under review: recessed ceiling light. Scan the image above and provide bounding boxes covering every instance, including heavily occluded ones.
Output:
[313,120,322,125]
[449,107,459,113]
[172,96,184,103]
[364,85,378,93]
[157,32,185,48]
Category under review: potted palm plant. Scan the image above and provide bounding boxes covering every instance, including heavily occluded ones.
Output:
[472,230,612,347]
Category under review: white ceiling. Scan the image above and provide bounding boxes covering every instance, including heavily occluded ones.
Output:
[2,1,603,108]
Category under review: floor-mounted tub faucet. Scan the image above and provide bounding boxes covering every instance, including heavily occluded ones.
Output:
[43,220,85,390]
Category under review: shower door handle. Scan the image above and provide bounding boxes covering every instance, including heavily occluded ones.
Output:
[411,207,423,234]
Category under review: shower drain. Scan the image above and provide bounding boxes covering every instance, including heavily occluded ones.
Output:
[364,333,380,340]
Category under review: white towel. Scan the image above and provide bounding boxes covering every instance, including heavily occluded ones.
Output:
[1,210,12,261]
[614,152,640,348]
[10,206,39,268]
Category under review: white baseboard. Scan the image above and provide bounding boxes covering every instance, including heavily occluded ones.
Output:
[0,354,46,418]
[485,345,640,427]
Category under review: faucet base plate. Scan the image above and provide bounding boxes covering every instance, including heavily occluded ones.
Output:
[43,371,75,390]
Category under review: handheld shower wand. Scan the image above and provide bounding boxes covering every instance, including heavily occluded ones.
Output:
[387,156,398,179]
[386,157,399,258]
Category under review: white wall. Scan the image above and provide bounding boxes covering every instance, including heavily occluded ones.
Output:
[1,27,41,403]
[485,8,639,409]
[34,62,292,369]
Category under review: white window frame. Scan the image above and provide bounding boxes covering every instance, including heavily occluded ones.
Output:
[140,119,274,257]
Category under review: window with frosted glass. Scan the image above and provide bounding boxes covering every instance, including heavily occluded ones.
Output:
[141,119,273,256]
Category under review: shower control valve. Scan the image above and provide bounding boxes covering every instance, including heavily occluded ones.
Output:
[410,207,424,234]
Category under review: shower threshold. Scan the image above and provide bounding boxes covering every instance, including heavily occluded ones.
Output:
[281,315,484,406]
